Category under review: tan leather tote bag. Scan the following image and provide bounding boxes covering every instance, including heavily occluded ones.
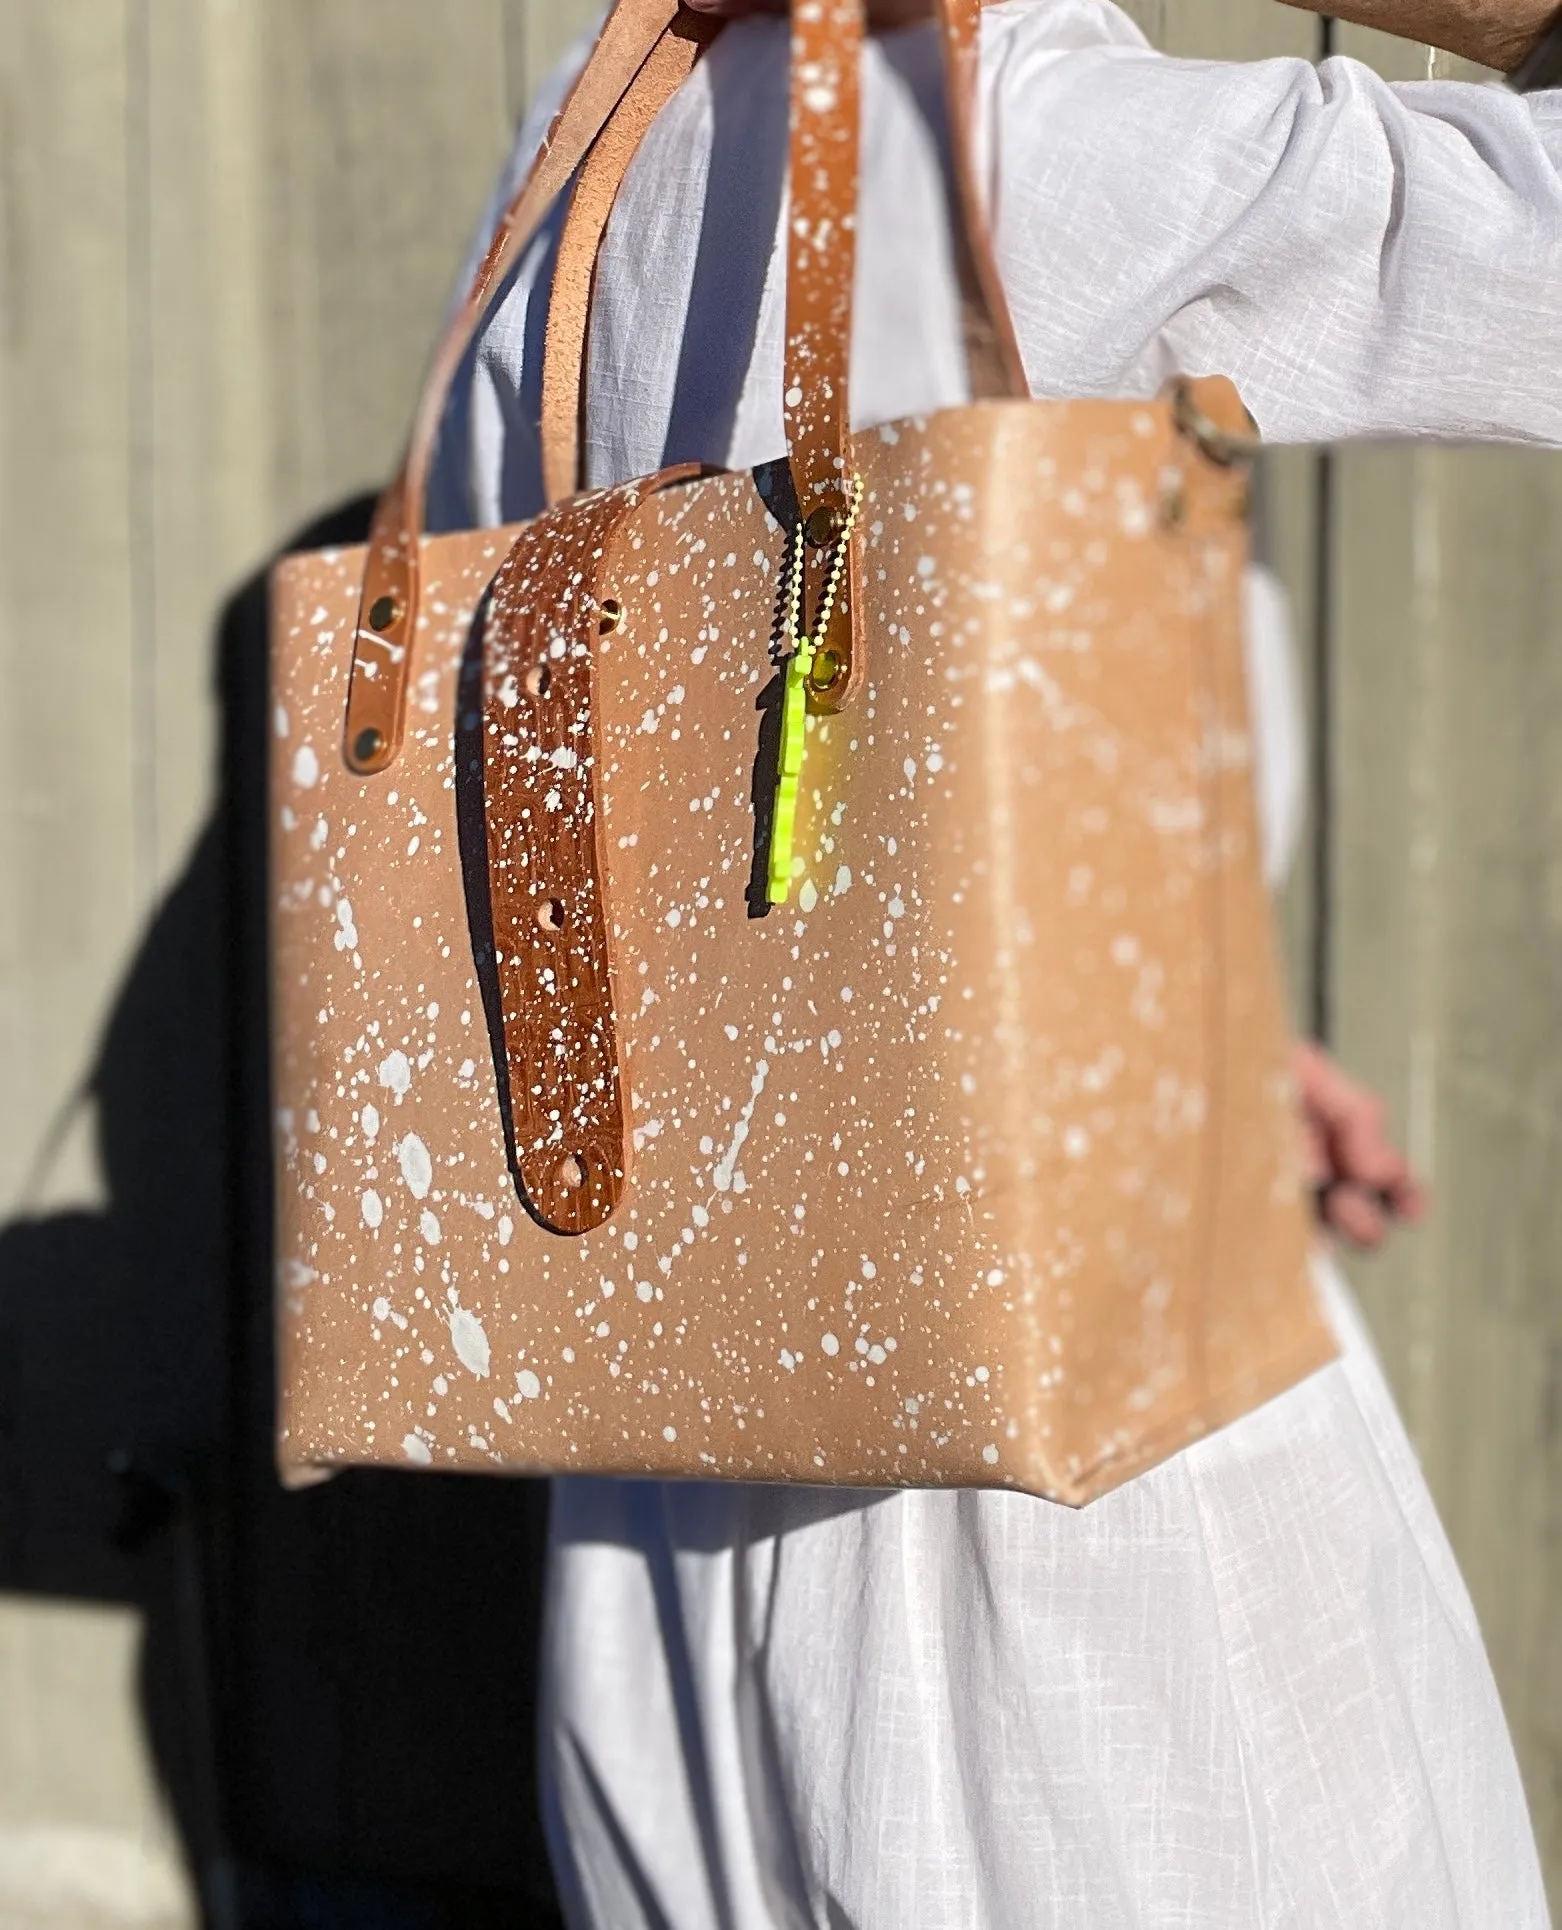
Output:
[271,0,1335,1505]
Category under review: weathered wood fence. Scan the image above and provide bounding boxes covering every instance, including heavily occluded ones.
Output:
[0,4,1555,1922]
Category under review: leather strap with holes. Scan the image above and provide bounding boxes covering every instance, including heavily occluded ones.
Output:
[482,465,701,1235]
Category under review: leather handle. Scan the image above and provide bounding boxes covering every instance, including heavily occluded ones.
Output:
[784,0,1025,524]
[541,13,721,507]
[347,0,1028,769]
[344,0,689,775]
[781,0,865,540]
[938,0,1029,402]
[785,0,1026,711]
[544,0,1021,511]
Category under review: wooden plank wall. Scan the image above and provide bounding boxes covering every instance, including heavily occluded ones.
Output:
[1326,24,1562,1894]
[0,6,591,1922]
[0,1,1556,1921]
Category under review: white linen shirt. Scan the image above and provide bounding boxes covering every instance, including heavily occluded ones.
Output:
[431,5,1560,1925]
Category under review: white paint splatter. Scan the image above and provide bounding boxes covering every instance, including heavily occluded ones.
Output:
[420,1209,441,1245]
[292,745,319,788]
[516,1369,541,1400]
[713,1059,768,1193]
[821,1332,840,1357]
[361,1103,380,1142]
[378,1050,412,1096]
[360,1189,383,1229]
[398,1133,433,1199]
[402,1434,432,1466]
[448,1300,491,1378]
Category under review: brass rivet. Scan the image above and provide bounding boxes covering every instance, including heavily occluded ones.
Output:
[352,725,386,766]
[535,897,566,933]
[808,648,844,692]
[368,593,401,633]
[557,1152,586,1192]
[804,504,841,548]
[598,597,623,635]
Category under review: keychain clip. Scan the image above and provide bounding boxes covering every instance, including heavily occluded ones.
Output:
[766,477,862,906]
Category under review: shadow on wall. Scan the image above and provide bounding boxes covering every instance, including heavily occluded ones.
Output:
[0,500,562,1930]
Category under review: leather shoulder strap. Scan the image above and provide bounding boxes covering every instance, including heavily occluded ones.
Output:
[784,0,1024,529]
[783,0,1026,714]
[344,0,685,775]
[547,0,1021,522]
[347,0,1028,772]
[412,0,686,530]
[783,0,865,537]
[939,0,1027,400]
[541,12,720,506]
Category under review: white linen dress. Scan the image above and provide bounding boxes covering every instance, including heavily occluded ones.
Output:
[430,4,1562,1923]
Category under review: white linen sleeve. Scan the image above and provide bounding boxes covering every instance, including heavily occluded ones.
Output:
[984,12,1562,447]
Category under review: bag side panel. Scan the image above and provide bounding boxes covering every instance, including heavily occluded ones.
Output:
[1190,489,1336,1439]
[271,529,525,1473]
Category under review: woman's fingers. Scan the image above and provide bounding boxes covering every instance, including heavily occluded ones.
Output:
[1318,1181,1391,1251]
[1327,1087,1428,1225]
[1294,1040,1429,1248]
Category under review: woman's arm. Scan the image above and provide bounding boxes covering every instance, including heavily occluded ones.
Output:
[985,20,1562,447]
[1280,0,1559,74]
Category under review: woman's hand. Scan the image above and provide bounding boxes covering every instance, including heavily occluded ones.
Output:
[1295,1041,1428,1252]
